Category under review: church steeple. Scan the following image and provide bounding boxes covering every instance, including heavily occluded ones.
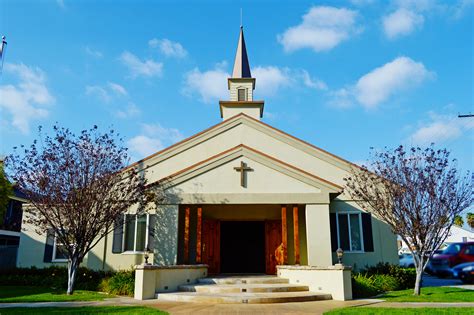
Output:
[232,27,251,78]
[219,27,264,121]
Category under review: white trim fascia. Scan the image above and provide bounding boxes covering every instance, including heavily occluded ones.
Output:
[0,230,21,237]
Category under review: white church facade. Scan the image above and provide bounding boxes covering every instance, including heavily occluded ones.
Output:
[17,28,398,284]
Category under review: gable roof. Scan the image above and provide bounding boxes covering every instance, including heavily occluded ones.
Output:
[124,113,360,175]
[151,144,343,193]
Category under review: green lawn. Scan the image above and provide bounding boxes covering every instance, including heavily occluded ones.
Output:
[0,286,112,303]
[379,287,474,302]
[325,308,473,315]
[0,306,167,314]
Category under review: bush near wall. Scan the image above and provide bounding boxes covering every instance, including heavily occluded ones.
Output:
[98,270,135,296]
[0,266,113,291]
[352,263,417,298]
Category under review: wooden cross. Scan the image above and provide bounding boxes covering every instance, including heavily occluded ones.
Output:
[234,161,252,187]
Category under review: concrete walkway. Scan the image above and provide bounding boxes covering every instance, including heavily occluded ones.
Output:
[366,302,474,308]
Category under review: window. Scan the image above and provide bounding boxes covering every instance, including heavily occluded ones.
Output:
[123,214,148,252]
[336,213,364,252]
[237,88,246,101]
[52,236,68,262]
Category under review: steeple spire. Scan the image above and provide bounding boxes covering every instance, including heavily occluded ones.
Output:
[232,27,251,78]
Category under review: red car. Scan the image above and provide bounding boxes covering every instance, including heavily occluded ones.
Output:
[428,242,474,277]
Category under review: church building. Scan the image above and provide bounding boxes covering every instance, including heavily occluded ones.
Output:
[17,27,398,282]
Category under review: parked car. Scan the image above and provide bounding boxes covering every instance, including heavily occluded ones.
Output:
[428,242,474,277]
[452,262,474,284]
[399,253,415,268]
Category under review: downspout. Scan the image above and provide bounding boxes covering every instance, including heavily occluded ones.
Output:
[102,233,107,271]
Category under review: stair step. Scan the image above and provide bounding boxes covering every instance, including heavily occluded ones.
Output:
[156,291,332,304]
[198,276,289,285]
[179,283,309,293]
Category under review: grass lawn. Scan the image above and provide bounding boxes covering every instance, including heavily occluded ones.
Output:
[0,306,167,314]
[325,308,473,315]
[0,286,112,303]
[379,287,474,302]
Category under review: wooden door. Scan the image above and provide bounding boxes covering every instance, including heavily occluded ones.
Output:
[202,220,220,274]
[265,220,282,275]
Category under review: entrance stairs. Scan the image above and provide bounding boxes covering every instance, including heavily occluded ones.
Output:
[156,275,332,304]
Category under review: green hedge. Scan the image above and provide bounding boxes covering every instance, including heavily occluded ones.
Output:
[99,270,135,296]
[352,263,417,298]
[0,266,113,291]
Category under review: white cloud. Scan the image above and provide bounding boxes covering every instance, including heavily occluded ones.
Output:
[149,38,187,58]
[127,123,184,159]
[85,82,127,103]
[84,46,103,58]
[115,103,140,119]
[119,51,163,78]
[327,57,433,109]
[383,8,424,39]
[278,6,360,53]
[56,0,65,9]
[409,112,474,145]
[301,70,328,91]
[182,62,229,103]
[252,66,290,96]
[355,57,433,108]
[0,63,54,134]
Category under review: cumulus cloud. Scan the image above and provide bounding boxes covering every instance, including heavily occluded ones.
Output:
[115,103,140,119]
[383,8,424,39]
[0,63,54,134]
[328,57,433,109]
[409,112,474,145]
[278,6,360,53]
[301,70,328,91]
[127,123,184,159]
[85,82,127,103]
[252,66,290,96]
[149,38,187,58]
[119,51,163,78]
[182,62,229,103]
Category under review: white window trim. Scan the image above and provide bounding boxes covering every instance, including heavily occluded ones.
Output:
[122,213,149,254]
[335,212,365,253]
[52,236,68,262]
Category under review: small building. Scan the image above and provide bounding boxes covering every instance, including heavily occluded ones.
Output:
[16,27,398,276]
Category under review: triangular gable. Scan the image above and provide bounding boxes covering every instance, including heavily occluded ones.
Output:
[153,144,342,194]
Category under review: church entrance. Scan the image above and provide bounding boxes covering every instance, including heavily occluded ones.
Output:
[220,221,265,274]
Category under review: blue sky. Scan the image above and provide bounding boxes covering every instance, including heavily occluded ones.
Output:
[0,0,473,173]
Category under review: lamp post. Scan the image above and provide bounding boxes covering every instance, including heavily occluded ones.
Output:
[144,245,151,265]
[336,248,344,266]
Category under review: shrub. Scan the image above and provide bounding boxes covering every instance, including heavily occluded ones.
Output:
[0,266,113,291]
[352,274,382,298]
[99,270,134,296]
[361,263,416,289]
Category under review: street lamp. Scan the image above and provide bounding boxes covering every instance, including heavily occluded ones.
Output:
[144,245,151,265]
[336,248,344,265]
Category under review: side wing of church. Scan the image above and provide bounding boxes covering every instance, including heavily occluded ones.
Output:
[16,27,398,276]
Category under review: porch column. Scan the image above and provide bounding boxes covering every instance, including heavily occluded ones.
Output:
[153,205,179,266]
[183,207,190,264]
[196,207,202,263]
[281,205,288,264]
[305,204,332,266]
[293,206,300,265]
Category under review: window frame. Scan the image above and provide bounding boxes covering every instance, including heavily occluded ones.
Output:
[52,235,69,262]
[122,213,149,254]
[335,211,365,253]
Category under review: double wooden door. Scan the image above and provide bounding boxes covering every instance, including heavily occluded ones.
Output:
[201,219,282,275]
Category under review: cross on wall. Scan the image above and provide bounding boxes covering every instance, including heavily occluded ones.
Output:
[234,161,253,187]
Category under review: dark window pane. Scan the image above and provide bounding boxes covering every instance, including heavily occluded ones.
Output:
[135,215,147,252]
[349,214,362,251]
[55,244,68,260]
[124,215,136,251]
[338,214,350,251]
[238,89,246,101]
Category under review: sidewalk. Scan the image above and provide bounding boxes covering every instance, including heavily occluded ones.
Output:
[366,301,474,308]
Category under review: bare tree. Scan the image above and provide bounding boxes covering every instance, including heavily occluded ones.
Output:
[344,145,472,295]
[6,125,149,295]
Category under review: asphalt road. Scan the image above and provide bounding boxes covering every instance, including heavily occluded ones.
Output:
[422,273,474,290]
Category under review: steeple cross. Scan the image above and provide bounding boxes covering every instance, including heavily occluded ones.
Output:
[234,161,252,187]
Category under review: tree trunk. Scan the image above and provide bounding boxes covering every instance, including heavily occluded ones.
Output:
[67,257,79,295]
[413,266,423,296]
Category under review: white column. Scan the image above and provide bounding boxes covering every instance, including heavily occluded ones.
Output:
[153,205,179,266]
[305,204,332,267]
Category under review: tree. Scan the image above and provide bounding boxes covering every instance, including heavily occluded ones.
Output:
[0,160,14,225]
[454,215,464,227]
[6,125,151,295]
[467,213,474,230]
[344,145,472,296]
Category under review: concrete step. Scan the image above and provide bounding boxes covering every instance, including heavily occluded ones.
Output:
[179,283,310,293]
[156,291,332,304]
[197,275,289,285]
